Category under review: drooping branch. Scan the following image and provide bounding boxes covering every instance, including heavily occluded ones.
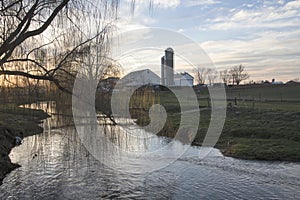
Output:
[0,69,72,94]
[0,0,23,12]
[0,0,123,96]
[0,0,39,56]
[5,58,48,73]
[0,0,70,67]
[48,27,110,77]
[0,70,51,80]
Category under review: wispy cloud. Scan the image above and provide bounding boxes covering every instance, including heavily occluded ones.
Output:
[125,0,180,9]
[116,0,300,82]
[182,0,220,7]
[201,29,300,81]
[206,0,300,31]
[191,0,300,81]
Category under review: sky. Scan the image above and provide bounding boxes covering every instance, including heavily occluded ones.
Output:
[114,0,300,83]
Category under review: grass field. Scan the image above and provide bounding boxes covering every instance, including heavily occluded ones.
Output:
[196,83,300,101]
[129,84,300,162]
[226,84,300,101]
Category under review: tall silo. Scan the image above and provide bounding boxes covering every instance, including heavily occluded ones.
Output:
[165,47,174,86]
[161,56,165,85]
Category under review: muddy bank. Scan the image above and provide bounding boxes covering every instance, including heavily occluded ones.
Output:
[0,105,48,184]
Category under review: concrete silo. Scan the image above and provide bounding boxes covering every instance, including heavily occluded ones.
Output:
[161,48,174,86]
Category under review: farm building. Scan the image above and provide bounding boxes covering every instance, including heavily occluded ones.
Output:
[174,72,194,86]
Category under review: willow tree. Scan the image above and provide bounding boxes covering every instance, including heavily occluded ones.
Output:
[0,0,121,93]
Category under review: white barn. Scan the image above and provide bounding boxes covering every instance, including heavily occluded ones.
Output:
[121,69,160,87]
[174,72,194,86]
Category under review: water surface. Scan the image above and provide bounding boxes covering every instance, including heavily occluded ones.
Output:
[0,102,299,199]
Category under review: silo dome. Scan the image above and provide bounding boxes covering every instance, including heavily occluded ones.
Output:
[165,47,174,53]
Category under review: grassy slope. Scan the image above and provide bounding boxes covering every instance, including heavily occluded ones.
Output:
[214,108,300,161]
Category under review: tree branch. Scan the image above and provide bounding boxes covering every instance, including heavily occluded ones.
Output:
[0,69,72,94]
[0,0,70,67]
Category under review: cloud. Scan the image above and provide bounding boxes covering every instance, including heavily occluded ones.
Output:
[183,0,220,7]
[204,0,300,31]
[126,0,180,9]
[116,0,160,33]
[193,0,300,81]
[115,0,300,82]
[284,0,300,10]
[152,0,180,8]
[200,30,300,81]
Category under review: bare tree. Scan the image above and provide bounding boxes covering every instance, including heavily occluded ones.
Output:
[219,69,231,85]
[194,67,220,85]
[0,0,121,93]
[230,65,249,85]
[194,67,208,85]
[207,68,218,86]
[207,68,218,85]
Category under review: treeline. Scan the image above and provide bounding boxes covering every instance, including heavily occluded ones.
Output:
[195,64,249,85]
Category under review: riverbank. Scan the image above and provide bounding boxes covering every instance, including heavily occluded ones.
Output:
[0,104,48,184]
[201,107,300,161]
[131,106,300,162]
[128,88,300,162]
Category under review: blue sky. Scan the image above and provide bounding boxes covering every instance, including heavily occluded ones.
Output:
[116,0,300,83]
